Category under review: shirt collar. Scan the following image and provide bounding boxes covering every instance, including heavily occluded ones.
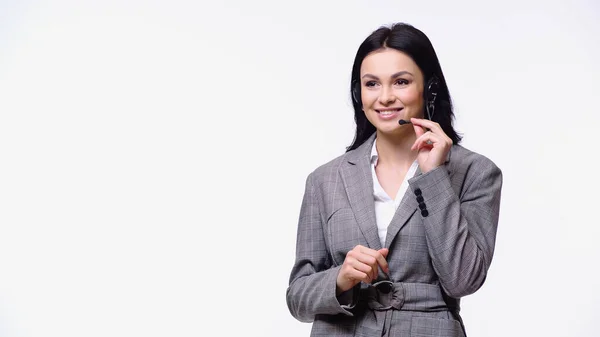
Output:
[370,137,422,170]
[370,138,379,167]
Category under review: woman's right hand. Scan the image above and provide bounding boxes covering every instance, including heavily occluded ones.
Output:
[336,245,389,295]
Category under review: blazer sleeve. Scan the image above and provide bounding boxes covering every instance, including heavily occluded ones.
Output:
[407,155,503,298]
[286,172,358,323]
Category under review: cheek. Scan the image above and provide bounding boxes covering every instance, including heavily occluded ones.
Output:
[361,90,379,106]
[398,87,422,105]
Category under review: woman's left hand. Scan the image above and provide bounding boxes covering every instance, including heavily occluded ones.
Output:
[410,117,453,173]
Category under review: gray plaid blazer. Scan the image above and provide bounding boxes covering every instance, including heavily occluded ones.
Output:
[286,133,503,337]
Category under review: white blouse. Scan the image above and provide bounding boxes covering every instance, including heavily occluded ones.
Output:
[370,139,419,247]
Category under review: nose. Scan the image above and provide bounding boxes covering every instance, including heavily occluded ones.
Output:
[378,86,396,104]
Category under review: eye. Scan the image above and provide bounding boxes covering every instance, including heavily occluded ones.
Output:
[395,79,409,86]
[365,81,378,87]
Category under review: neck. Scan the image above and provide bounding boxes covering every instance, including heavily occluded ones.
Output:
[374,130,418,169]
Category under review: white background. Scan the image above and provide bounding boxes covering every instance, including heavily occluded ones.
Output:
[1,1,599,336]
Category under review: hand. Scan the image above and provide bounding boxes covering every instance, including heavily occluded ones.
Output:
[410,118,453,173]
[336,245,389,295]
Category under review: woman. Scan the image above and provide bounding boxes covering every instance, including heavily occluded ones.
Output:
[286,22,503,337]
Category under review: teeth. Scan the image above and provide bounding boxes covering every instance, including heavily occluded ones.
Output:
[379,109,400,115]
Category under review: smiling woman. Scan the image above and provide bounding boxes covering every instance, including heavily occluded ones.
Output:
[286,22,503,337]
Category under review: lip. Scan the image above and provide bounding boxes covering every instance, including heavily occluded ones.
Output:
[375,107,403,120]
[375,107,403,113]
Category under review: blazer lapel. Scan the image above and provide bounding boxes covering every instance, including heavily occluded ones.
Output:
[384,189,418,248]
[340,134,382,250]
[340,135,455,250]
[384,148,453,248]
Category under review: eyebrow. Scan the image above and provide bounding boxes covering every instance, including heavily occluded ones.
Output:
[361,71,414,79]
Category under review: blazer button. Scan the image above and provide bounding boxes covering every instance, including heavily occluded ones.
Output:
[416,196,424,203]
[418,202,427,210]
[414,188,422,196]
[421,209,429,217]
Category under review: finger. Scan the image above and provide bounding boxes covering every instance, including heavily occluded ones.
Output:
[368,248,390,274]
[348,245,371,272]
[412,122,425,139]
[410,117,443,135]
[346,254,375,278]
[358,254,378,281]
[377,248,390,274]
[411,131,442,151]
[412,118,453,147]
[351,252,378,281]
[348,258,375,283]
[360,247,390,275]
[378,248,389,258]
[346,268,370,284]
[351,244,366,253]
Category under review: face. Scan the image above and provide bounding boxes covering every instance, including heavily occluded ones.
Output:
[359,48,425,135]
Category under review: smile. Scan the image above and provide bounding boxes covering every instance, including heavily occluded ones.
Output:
[376,108,403,115]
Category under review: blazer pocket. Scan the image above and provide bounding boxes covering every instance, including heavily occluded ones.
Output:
[326,207,355,223]
[410,316,464,337]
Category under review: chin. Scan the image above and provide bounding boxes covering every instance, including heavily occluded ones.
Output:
[376,125,401,135]
[375,123,411,136]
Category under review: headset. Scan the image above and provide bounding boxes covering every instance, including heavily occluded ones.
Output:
[351,80,360,106]
[424,75,440,121]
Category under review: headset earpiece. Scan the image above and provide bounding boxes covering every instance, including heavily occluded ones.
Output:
[426,76,439,103]
[351,80,360,105]
[425,75,440,120]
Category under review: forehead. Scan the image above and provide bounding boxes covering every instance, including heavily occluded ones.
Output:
[360,48,421,77]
